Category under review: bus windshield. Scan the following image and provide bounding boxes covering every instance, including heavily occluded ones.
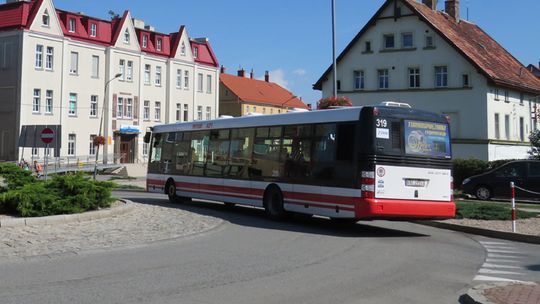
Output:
[404,120,451,158]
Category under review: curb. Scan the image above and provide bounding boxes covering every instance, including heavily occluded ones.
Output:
[459,282,538,304]
[0,199,135,228]
[415,220,540,245]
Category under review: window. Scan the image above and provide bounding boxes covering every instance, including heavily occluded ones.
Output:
[42,10,50,26]
[494,113,500,139]
[246,105,250,113]
[495,162,526,178]
[184,70,189,89]
[206,106,211,120]
[176,69,182,88]
[35,45,43,68]
[197,106,202,120]
[197,73,203,92]
[33,89,40,113]
[227,128,254,178]
[70,52,78,74]
[156,38,162,51]
[425,35,434,48]
[462,74,470,87]
[155,101,161,121]
[144,64,151,85]
[45,90,53,114]
[180,42,186,56]
[119,59,125,81]
[263,108,266,114]
[92,55,99,78]
[378,69,389,89]
[354,70,364,90]
[183,104,188,122]
[176,103,182,121]
[206,75,212,94]
[89,135,96,156]
[435,66,448,87]
[31,147,39,157]
[69,18,76,33]
[155,66,162,86]
[520,117,524,141]
[143,100,150,120]
[90,23,97,37]
[409,68,420,88]
[126,61,133,81]
[117,97,124,118]
[494,88,500,100]
[402,33,413,48]
[193,47,198,58]
[364,41,372,52]
[504,90,509,102]
[126,98,133,119]
[90,95,98,117]
[68,134,76,156]
[505,114,510,139]
[124,29,130,44]
[383,34,395,49]
[45,47,53,70]
[520,93,524,106]
[142,35,148,48]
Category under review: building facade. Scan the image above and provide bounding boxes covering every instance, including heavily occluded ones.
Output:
[0,0,219,163]
[219,69,308,117]
[314,0,540,161]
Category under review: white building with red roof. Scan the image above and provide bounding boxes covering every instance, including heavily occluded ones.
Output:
[0,0,219,163]
[314,0,540,161]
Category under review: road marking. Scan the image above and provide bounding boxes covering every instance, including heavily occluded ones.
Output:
[487,253,523,259]
[482,263,523,269]
[485,248,522,254]
[473,275,529,283]
[479,241,511,245]
[478,269,524,275]
[485,258,522,264]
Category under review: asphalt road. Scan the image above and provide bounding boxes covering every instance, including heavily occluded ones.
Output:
[0,191,486,304]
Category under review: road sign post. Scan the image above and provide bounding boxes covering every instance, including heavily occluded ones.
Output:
[41,128,54,181]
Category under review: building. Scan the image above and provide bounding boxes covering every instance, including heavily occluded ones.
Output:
[219,68,308,117]
[0,0,219,163]
[314,0,540,161]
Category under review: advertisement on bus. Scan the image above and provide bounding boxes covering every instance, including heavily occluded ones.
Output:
[404,120,451,158]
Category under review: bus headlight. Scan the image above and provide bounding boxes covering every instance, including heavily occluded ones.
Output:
[462,178,471,185]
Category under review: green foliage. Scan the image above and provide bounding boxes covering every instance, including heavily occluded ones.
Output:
[0,162,36,192]
[455,201,538,220]
[528,130,540,159]
[0,170,114,217]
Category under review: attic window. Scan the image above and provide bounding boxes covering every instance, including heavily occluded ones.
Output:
[42,10,50,27]
[193,47,198,58]
[425,35,434,48]
[142,35,148,48]
[156,38,162,51]
[124,29,130,44]
[90,23,97,37]
[68,18,76,32]
[180,42,186,56]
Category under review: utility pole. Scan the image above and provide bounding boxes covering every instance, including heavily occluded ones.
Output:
[331,0,337,98]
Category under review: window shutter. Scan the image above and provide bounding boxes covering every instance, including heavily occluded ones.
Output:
[133,96,139,122]
[112,94,117,118]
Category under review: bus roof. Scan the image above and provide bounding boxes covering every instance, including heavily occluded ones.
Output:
[152,106,364,133]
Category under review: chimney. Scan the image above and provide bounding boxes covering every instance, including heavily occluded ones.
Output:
[422,0,437,10]
[445,0,460,21]
[220,65,226,74]
[237,69,245,77]
[264,71,270,82]
[250,69,254,79]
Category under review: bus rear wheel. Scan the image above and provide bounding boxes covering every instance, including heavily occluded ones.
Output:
[264,186,286,220]
[166,180,191,204]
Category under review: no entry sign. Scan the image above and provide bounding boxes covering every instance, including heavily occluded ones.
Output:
[41,128,55,144]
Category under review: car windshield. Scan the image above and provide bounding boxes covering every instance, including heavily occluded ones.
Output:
[494,162,526,178]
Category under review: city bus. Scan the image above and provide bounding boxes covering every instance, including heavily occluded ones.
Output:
[144,104,455,221]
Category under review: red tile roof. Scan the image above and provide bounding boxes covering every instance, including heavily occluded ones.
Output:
[314,0,540,94]
[220,73,308,109]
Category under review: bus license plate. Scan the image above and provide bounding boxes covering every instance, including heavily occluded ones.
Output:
[404,178,429,187]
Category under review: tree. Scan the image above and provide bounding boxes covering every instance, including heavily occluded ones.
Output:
[528,130,540,159]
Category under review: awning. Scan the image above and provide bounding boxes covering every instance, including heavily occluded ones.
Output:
[118,125,141,134]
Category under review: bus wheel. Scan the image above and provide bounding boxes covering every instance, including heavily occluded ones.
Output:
[264,186,286,220]
[166,180,181,204]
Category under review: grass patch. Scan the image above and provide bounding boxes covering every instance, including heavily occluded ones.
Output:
[108,175,136,181]
[113,184,145,191]
[456,201,538,220]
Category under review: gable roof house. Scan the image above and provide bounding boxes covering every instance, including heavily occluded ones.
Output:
[314,0,540,161]
[0,0,219,162]
[219,68,308,117]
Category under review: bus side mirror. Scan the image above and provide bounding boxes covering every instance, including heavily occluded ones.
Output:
[143,132,151,144]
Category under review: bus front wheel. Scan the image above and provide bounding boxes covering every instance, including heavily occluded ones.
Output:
[166,180,191,204]
[264,186,286,220]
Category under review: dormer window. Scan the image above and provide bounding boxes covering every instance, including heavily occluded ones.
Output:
[42,10,50,27]
[180,42,186,56]
[69,18,76,33]
[193,47,198,58]
[425,35,434,48]
[90,23,97,37]
[142,35,148,48]
[156,38,162,51]
[124,29,130,44]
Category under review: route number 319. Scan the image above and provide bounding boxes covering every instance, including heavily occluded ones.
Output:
[376,119,388,128]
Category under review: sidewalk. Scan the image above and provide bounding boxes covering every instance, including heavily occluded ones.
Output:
[463,283,540,304]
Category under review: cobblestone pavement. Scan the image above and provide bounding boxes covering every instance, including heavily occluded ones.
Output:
[0,201,223,261]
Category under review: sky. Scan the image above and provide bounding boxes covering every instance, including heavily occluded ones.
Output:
[54,0,540,108]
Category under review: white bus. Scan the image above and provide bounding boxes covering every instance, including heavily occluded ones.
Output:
[145,105,455,221]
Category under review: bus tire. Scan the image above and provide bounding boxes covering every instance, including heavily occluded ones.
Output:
[264,186,286,220]
[166,180,181,203]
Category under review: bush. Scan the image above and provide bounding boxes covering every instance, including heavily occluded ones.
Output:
[0,162,36,192]
[456,201,538,220]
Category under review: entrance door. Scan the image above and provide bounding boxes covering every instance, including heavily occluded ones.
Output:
[120,141,132,163]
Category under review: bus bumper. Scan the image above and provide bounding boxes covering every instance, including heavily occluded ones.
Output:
[356,198,456,220]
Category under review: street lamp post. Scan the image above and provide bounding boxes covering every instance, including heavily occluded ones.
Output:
[93,73,122,180]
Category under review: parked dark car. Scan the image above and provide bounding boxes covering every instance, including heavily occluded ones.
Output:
[461,160,540,200]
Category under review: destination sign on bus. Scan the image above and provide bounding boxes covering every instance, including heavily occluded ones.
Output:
[404,120,451,158]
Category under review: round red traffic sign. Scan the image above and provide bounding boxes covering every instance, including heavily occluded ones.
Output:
[41,128,55,144]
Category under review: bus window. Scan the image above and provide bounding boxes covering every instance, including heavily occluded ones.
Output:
[283,125,313,179]
[206,129,230,177]
[251,126,282,178]
[162,133,175,174]
[312,123,337,181]
[228,128,254,178]
[173,133,191,175]
[189,131,209,176]
[148,133,163,174]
